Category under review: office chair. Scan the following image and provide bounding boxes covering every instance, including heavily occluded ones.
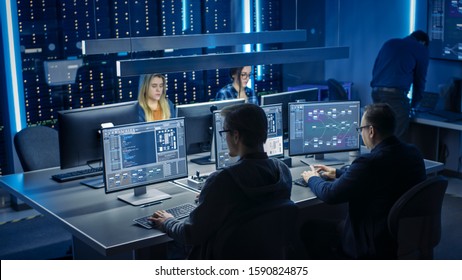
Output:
[327,78,348,101]
[14,125,60,171]
[204,199,298,260]
[388,176,448,259]
[0,126,73,259]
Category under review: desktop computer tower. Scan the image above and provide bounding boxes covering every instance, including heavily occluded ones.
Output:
[443,78,461,113]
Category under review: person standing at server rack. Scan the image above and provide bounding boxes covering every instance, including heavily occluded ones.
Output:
[299,103,426,259]
[370,30,429,141]
[137,73,176,121]
[149,103,293,259]
[215,66,259,105]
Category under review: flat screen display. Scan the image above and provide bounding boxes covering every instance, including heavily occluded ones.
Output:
[57,101,139,169]
[261,88,319,137]
[427,0,462,61]
[176,99,246,156]
[288,101,361,157]
[102,118,187,205]
[213,103,284,170]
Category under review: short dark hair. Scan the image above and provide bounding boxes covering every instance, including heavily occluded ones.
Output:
[410,30,429,47]
[363,103,396,137]
[221,103,267,148]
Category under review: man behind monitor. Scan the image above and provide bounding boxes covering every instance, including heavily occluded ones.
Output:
[150,103,293,259]
[370,30,430,141]
[299,103,426,259]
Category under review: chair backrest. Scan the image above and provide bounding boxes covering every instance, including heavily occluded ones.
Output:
[327,78,348,101]
[14,126,60,172]
[388,175,448,259]
[208,199,298,260]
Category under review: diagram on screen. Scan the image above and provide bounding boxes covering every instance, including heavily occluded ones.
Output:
[303,106,359,151]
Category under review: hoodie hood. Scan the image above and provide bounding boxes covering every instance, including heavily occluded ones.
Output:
[223,155,292,200]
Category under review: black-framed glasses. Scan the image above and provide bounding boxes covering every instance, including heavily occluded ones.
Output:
[240,72,253,78]
[356,125,372,133]
[218,129,231,137]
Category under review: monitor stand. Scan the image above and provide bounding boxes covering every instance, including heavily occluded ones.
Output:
[80,176,104,189]
[300,154,344,166]
[117,186,172,206]
[190,135,216,165]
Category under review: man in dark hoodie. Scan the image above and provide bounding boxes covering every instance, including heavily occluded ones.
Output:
[300,103,426,259]
[150,103,293,259]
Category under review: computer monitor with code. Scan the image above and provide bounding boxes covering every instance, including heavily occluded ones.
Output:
[101,118,188,206]
[288,101,360,165]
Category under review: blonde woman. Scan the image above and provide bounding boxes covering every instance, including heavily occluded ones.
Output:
[137,74,176,121]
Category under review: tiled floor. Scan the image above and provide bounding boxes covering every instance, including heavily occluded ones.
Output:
[0,189,40,224]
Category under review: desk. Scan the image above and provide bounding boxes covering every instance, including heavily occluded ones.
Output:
[181,147,443,207]
[0,166,197,259]
[0,150,443,259]
[411,112,462,174]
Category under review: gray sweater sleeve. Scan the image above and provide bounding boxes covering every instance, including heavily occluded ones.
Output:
[162,218,188,244]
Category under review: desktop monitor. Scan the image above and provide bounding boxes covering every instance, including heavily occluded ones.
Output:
[288,100,361,165]
[212,110,239,169]
[213,103,284,170]
[57,101,139,170]
[101,118,188,206]
[262,104,285,158]
[260,88,319,138]
[176,98,245,164]
[44,59,83,86]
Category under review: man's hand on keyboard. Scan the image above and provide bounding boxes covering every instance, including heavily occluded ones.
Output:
[148,210,174,227]
[301,164,336,182]
[314,164,336,180]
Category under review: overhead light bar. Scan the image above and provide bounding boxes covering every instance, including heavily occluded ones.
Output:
[82,30,307,55]
[116,46,349,77]
[409,0,416,33]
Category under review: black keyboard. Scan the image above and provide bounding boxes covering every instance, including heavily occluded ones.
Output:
[134,203,197,229]
[51,167,103,182]
[293,177,307,187]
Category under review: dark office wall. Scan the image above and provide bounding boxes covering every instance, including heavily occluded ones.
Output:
[324,0,410,104]
[324,0,462,105]
[280,0,325,90]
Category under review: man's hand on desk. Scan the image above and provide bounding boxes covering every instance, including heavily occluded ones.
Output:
[301,165,336,182]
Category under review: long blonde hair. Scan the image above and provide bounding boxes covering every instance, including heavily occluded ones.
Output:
[138,74,171,121]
